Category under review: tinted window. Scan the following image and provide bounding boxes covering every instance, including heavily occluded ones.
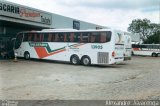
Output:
[26,33,34,41]
[80,32,89,43]
[15,33,23,49]
[43,33,49,42]
[34,33,42,42]
[24,33,41,42]
[22,31,111,43]
[132,44,140,48]
[141,45,147,48]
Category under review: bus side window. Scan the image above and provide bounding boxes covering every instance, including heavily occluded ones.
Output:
[81,32,89,43]
[52,33,55,42]
[66,33,70,42]
[91,32,100,43]
[39,34,42,42]
[34,33,37,42]
[36,33,42,42]
[43,33,49,42]
[106,31,111,42]
[89,34,96,43]
[55,33,59,42]
[23,34,28,42]
[100,32,106,43]
[70,33,74,42]
[48,33,52,42]
[80,33,83,42]
[59,33,64,42]
[64,33,67,42]
[28,34,34,41]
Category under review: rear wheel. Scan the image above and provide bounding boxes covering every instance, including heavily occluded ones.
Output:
[81,56,91,66]
[151,53,156,57]
[70,55,80,65]
[24,52,30,60]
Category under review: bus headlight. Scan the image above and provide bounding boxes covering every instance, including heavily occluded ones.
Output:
[14,52,18,57]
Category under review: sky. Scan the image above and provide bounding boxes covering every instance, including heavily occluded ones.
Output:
[5,0,160,31]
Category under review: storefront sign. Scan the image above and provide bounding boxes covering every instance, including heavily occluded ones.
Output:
[0,1,52,25]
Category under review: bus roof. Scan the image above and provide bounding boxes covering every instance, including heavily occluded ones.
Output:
[18,29,113,34]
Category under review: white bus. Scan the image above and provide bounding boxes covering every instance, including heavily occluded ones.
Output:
[132,44,160,57]
[123,32,132,60]
[14,29,125,65]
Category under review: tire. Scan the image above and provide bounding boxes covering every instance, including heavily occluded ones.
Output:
[131,51,134,56]
[24,52,30,60]
[157,53,160,57]
[151,53,156,57]
[70,55,80,65]
[81,56,91,66]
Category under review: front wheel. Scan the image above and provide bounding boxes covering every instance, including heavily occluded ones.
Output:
[24,52,30,60]
[151,53,156,57]
[81,56,91,66]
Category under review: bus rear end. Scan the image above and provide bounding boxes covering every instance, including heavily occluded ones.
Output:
[113,30,125,64]
[97,30,124,65]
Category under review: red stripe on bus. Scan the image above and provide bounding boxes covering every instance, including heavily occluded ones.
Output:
[133,48,140,51]
[35,47,66,59]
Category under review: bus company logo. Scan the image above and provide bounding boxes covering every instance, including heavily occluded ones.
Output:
[127,38,130,43]
[20,8,40,17]
[117,33,122,43]
[29,42,48,47]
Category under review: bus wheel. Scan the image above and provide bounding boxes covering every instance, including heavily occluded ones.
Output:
[151,53,156,57]
[70,55,80,65]
[24,52,30,60]
[81,56,91,66]
[131,51,134,56]
[157,53,160,57]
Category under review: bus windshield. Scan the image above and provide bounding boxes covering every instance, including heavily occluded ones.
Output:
[14,33,23,49]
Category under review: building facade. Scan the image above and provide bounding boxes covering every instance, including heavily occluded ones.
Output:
[0,0,106,41]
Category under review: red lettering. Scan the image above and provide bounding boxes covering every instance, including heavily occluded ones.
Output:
[20,9,40,17]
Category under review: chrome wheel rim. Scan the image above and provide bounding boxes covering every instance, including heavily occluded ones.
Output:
[72,57,77,64]
[83,58,89,65]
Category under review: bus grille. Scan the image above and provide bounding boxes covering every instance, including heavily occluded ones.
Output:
[97,52,109,64]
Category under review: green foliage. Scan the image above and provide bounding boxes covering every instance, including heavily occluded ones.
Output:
[128,18,160,44]
[144,31,160,44]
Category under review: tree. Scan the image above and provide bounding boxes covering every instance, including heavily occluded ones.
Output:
[144,31,160,44]
[128,18,151,42]
[128,18,160,44]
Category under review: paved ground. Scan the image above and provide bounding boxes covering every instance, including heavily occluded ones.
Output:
[0,56,160,100]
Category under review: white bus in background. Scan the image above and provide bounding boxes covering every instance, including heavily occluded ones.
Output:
[132,44,160,57]
[123,32,132,60]
[14,29,125,66]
